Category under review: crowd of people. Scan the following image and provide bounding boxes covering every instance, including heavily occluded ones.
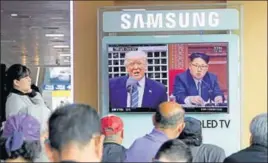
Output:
[0,63,267,162]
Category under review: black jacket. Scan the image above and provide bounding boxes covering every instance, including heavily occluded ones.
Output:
[102,142,126,162]
[224,145,268,163]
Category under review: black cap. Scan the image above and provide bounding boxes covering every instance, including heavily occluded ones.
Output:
[181,117,202,136]
[189,53,210,64]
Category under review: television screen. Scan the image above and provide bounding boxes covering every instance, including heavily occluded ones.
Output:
[43,67,71,91]
[108,42,228,113]
[49,67,71,84]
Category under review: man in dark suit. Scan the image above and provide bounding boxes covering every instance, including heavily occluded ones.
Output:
[224,113,267,163]
[109,51,167,108]
[173,53,224,106]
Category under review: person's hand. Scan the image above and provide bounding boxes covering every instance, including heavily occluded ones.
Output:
[190,96,205,106]
[41,124,49,143]
[27,88,33,93]
[1,121,5,130]
[214,96,223,104]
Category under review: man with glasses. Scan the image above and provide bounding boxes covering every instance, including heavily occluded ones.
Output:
[173,53,224,106]
[109,51,167,109]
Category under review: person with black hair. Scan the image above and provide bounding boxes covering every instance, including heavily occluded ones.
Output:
[173,53,224,106]
[44,104,105,162]
[5,64,50,130]
[5,64,51,161]
[178,117,226,162]
[125,102,185,162]
[0,114,41,162]
[154,139,192,162]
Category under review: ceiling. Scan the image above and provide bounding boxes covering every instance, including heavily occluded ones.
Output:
[1,1,71,68]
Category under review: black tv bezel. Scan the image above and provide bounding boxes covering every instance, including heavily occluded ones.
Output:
[106,42,229,114]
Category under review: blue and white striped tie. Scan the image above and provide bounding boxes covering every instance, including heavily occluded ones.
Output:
[131,84,139,107]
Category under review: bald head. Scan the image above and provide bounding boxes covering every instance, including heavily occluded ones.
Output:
[155,102,185,129]
[158,102,184,117]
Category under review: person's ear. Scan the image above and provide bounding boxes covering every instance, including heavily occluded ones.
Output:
[94,134,105,160]
[121,130,124,139]
[177,122,185,134]
[13,79,20,87]
[152,113,156,126]
[144,61,148,71]
[44,140,56,162]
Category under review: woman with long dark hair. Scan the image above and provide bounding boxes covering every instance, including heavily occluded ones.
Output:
[5,64,51,162]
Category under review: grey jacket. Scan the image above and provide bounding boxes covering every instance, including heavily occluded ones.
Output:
[5,92,51,132]
[191,144,226,162]
[5,92,51,162]
[102,142,127,162]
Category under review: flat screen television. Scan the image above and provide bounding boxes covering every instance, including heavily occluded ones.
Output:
[107,42,228,113]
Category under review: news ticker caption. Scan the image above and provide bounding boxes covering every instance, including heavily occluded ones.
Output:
[110,107,228,113]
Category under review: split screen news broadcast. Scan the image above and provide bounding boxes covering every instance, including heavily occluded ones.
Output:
[108,43,228,113]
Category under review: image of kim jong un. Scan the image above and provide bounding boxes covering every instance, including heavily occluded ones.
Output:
[173,53,225,106]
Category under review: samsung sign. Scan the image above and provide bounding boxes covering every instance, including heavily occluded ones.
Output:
[102,9,239,32]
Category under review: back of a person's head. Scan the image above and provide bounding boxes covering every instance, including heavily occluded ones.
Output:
[250,113,268,147]
[0,114,41,162]
[100,115,125,162]
[178,117,202,146]
[154,139,192,162]
[154,102,185,129]
[48,103,101,152]
[101,114,124,142]
[153,102,185,139]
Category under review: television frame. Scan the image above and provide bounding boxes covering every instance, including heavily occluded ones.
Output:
[99,35,240,115]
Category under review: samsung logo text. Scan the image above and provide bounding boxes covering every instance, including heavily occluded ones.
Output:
[120,12,220,30]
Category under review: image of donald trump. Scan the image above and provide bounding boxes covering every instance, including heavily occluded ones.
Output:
[109,51,167,109]
[173,52,225,106]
